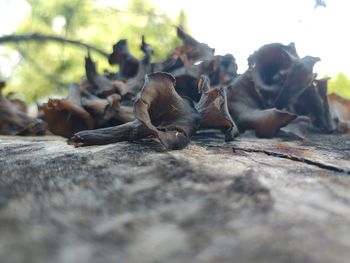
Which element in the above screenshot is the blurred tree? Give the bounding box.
[2,0,187,102]
[328,73,350,98]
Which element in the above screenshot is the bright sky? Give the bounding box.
[0,0,349,77]
[147,0,349,77]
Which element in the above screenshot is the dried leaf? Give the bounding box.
[133,72,200,149]
[227,70,296,138]
[195,75,239,141]
[85,55,123,97]
[70,72,200,150]
[41,84,94,138]
[108,39,139,79]
[0,83,46,135]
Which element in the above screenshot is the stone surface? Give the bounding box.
[1,132,350,263]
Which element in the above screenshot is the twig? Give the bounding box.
[0,33,109,57]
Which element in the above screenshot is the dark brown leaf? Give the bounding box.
[41,84,94,138]
[108,39,139,79]
[227,70,297,138]
[85,55,123,97]
[133,72,200,149]
[172,26,215,64]
[70,72,200,150]
[0,83,46,135]
[195,75,239,141]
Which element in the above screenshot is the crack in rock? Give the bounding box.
[232,146,350,175]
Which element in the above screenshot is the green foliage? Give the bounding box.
[4,0,187,103]
[328,73,350,98]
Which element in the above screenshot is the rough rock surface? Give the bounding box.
[1,132,350,263]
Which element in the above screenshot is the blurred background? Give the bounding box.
[0,0,349,103]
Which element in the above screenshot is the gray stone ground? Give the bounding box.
[1,132,350,263]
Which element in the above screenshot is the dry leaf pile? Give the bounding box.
[1,27,349,150]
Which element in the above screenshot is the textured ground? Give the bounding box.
[1,132,350,263]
